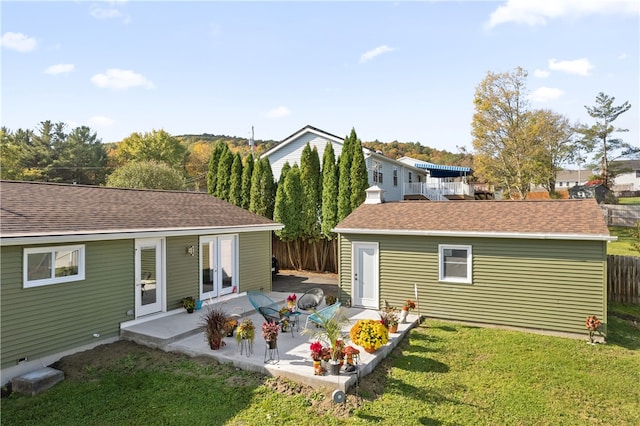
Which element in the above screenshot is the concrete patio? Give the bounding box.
[120,291,419,392]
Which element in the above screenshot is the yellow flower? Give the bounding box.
[350,319,389,351]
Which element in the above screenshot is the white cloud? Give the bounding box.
[486,0,639,29]
[533,69,550,78]
[90,6,122,20]
[529,86,565,102]
[548,58,594,76]
[360,45,394,63]
[1,32,37,52]
[90,69,155,90]
[266,106,291,119]
[88,116,115,127]
[618,53,628,60]
[44,64,75,75]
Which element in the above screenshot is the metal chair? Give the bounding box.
[247,291,294,337]
[297,288,324,311]
[305,301,342,329]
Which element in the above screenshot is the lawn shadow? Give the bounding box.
[393,354,449,373]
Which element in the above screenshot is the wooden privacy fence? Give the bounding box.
[600,204,640,227]
[607,255,640,304]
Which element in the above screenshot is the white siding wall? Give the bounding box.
[614,171,639,191]
[267,134,343,181]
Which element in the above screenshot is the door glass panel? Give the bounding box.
[360,248,376,300]
[220,238,233,290]
[201,242,213,294]
[140,247,156,306]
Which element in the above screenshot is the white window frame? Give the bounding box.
[393,167,398,187]
[373,160,383,184]
[23,245,86,288]
[438,244,472,284]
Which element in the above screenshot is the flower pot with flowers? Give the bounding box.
[286,294,297,311]
[201,305,229,350]
[224,317,239,337]
[379,306,399,333]
[235,318,255,356]
[302,306,350,371]
[310,341,327,375]
[261,321,280,348]
[400,299,416,323]
[350,319,389,353]
[585,315,601,344]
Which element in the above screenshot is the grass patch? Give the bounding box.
[619,197,640,205]
[2,305,639,425]
[608,226,640,256]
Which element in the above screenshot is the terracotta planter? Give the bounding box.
[364,347,377,354]
[388,324,398,333]
[209,337,225,350]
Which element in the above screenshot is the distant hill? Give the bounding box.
[177,133,473,168]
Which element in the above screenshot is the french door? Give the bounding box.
[200,235,237,300]
[135,238,164,317]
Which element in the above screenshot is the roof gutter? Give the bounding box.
[1,224,284,246]
[331,227,617,242]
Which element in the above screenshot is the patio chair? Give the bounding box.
[297,288,324,312]
[305,301,342,329]
[247,291,295,337]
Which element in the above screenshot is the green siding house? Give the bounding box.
[333,191,613,339]
[0,181,282,384]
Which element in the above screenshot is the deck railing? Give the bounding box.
[404,181,474,200]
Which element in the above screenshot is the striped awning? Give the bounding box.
[414,162,472,178]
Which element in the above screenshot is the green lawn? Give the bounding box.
[608,226,640,256]
[3,306,639,425]
[619,197,640,205]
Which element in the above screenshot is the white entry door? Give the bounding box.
[200,235,237,300]
[135,238,164,317]
[352,242,379,308]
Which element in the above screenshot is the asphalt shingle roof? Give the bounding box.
[0,181,279,238]
[334,199,610,237]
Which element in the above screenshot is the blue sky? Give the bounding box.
[2,1,639,163]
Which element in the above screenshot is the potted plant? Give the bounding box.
[325,294,337,306]
[235,318,255,356]
[181,296,196,313]
[261,321,280,348]
[201,306,229,350]
[286,294,297,311]
[400,299,416,323]
[224,317,238,337]
[302,306,349,374]
[350,319,389,353]
[585,315,601,344]
[310,340,326,375]
[380,309,399,333]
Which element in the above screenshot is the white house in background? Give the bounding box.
[260,125,429,202]
[610,160,640,193]
[555,169,592,189]
[396,156,475,200]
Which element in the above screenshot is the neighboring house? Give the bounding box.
[260,125,429,202]
[333,190,612,338]
[0,181,282,383]
[555,169,591,189]
[610,160,640,194]
[397,156,474,200]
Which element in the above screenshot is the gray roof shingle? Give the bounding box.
[1,181,280,239]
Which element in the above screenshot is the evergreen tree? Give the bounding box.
[229,152,243,206]
[321,142,338,238]
[350,137,368,210]
[337,128,357,221]
[249,156,263,215]
[261,158,276,219]
[240,154,254,209]
[300,143,322,242]
[274,165,303,268]
[207,142,229,194]
[278,161,292,187]
[215,147,233,201]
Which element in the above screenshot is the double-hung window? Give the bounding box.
[393,167,398,187]
[373,160,383,184]
[24,245,85,288]
[438,244,472,284]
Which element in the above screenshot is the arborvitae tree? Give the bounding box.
[279,161,292,187]
[229,152,243,206]
[207,142,229,194]
[215,147,233,201]
[337,128,357,222]
[321,142,338,238]
[350,137,368,210]
[261,158,276,219]
[300,143,322,242]
[249,157,263,215]
[249,157,275,218]
[240,154,254,209]
[274,165,303,268]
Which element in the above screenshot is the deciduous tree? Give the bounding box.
[106,160,186,190]
[115,129,186,169]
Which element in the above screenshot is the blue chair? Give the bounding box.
[247,291,295,337]
[305,301,342,329]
